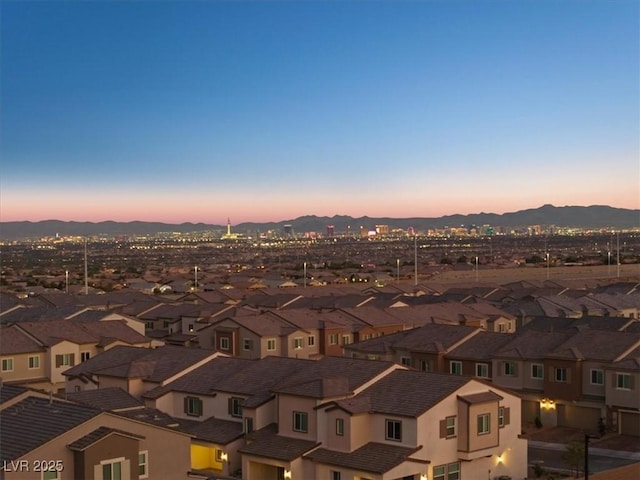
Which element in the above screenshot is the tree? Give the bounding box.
[562,440,585,478]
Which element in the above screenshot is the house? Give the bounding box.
[63,345,220,398]
[0,395,192,480]
[0,319,154,392]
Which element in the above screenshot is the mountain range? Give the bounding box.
[1,205,638,240]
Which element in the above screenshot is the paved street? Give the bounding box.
[529,443,640,477]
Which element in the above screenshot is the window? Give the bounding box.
[219,337,230,351]
[331,471,341,480]
[440,416,456,438]
[476,363,489,378]
[1,358,13,372]
[162,320,170,329]
[145,321,154,330]
[591,369,604,386]
[185,396,203,417]
[400,357,412,367]
[433,462,460,480]
[616,373,632,390]
[503,361,516,376]
[341,335,351,345]
[138,451,148,478]
[293,337,304,349]
[385,419,402,441]
[293,411,308,432]
[243,339,252,351]
[336,418,344,436]
[450,361,462,375]
[42,471,60,480]
[215,449,223,462]
[477,413,490,435]
[55,353,75,368]
[531,363,544,380]
[267,338,276,351]
[229,397,243,417]
[188,323,194,333]
[244,417,254,434]
[81,351,91,362]
[28,355,40,369]
[329,334,338,345]
[420,360,429,372]
[307,335,315,347]
[555,367,567,383]
[101,458,124,480]
[498,323,506,333]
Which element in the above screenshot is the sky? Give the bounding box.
[1,0,638,225]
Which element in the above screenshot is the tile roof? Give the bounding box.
[331,370,470,417]
[0,325,46,354]
[392,323,480,353]
[116,407,188,430]
[305,442,422,474]
[457,390,503,404]
[0,384,29,404]
[494,330,572,360]
[547,330,640,361]
[182,417,244,444]
[63,345,217,382]
[67,426,144,451]
[447,331,513,360]
[0,396,100,461]
[238,425,319,461]
[62,387,143,411]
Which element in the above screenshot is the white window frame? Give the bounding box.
[81,351,91,362]
[293,411,308,433]
[590,369,604,386]
[100,457,125,480]
[341,334,351,345]
[28,355,40,369]
[531,363,544,380]
[400,356,412,367]
[335,418,344,436]
[616,372,631,390]
[445,416,456,438]
[503,361,516,376]
[42,470,60,480]
[243,338,252,351]
[477,413,490,435]
[293,337,304,349]
[555,367,567,383]
[385,419,402,441]
[219,337,230,351]
[450,361,462,375]
[307,335,315,347]
[138,450,148,479]
[498,406,505,427]
[1,358,13,372]
[475,362,489,378]
[266,338,276,351]
[329,334,338,345]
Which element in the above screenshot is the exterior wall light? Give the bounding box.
[220,452,228,462]
[283,469,292,479]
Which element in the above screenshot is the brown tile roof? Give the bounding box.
[62,387,143,411]
[546,330,640,361]
[63,345,217,382]
[447,331,512,360]
[331,370,470,417]
[494,330,572,360]
[182,417,244,444]
[68,426,144,451]
[305,442,422,474]
[238,424,319,461]
[392,323,481,353]
[0,325,46,354]
[457,390,503,404]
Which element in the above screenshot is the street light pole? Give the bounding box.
[584,433,599,480]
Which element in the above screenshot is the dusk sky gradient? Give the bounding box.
[2,1,638,224]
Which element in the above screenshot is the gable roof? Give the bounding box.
[0,396,100,461]
[62,387,143,411]
[68,426,144,451]
[329,370,471,417]
[238,424,319,461]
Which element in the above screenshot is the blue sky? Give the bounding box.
[1,0,638,224]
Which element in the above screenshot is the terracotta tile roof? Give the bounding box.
[62,387,143,411]
[238,425,319,461]
[305,442,422,474]
[68,426,144,451]
[331,370,470,417]
[0,396,100,461]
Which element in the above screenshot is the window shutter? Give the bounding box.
[497,362,502,376]
[70,354,75,366]
[228,398,233,415]
[55,355,61,368]
[549,367,554,382]
[504,407,511,426]
[513,363,519,376]
[196,398,203,416]
[566,368,571,384]
[184,397,189,414]
[630,375,636,390]
[439,419,447,438]
[612,373,618,388]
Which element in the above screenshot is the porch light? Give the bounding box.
[540,398,556,410]
[420,475,428,480]
[220,452,228,462]
[283,469,292,479]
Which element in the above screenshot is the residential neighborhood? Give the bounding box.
[1,271,639,479]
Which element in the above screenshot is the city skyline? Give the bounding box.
[2,1,638,224]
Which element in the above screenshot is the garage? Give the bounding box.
[557,404,601,430]
[619,411,640,437]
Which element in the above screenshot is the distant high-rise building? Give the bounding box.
[326,225,335,237]
[283,224,293,237]
[375,225,389,235]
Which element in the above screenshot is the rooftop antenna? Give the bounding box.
[414,233,418,286]
[616,231,620,278]
[65,270,69,294]
[194,266,199,292]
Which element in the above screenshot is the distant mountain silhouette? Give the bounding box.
[1,205,637,240]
